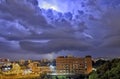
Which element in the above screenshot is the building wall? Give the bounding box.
[28,62,40,73]
[56,56,92,75]
[85,56,92,74]
[28,62,51,74]
[39,66,51,73]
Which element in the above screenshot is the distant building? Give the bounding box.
[39,66,51,73]
[28,61,51,74]
[0,58,9,63]
[1,62,22,75]
[27,60,32,64]
[19,59,25,65]
[28,62,40,73]
[56,55,92,75]
[1,63,12,72]
[12,63,22,75]
[41,59,49,63]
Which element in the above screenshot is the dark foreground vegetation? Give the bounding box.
[89,58,120,79]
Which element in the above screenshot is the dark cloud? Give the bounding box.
[0,0,120,59]
[0,37,21,53]
[19,39,93,54]
[0,0,52,29]
[101,36,120,48]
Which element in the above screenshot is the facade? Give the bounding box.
[28,62,51,74]
[0,58,9,63]
[39,66,51,73]
[19,59,25,65]
[28,62,40,73]
[1,63,22,75]
[56,55,92,75]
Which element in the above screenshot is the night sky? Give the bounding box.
[0,0,120,60]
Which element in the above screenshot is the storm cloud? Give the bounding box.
[0,0,120,59]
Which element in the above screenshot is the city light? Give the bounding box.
[50,65,55,71]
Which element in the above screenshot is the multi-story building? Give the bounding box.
[1,62,22,75]
[56,55,92,75]
[28,61,52,74]
[28,62,40,73]
[39,66,51,73]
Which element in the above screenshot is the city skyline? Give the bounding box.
[0,0,120,59]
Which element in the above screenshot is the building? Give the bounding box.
[1,63,12,72]
[28,61,52,73]
[28,62,40,73]
[19,59,25,65]
[39,66,51,73]
[0,58,9,63]
[56,55,92,75]
[1,62,22,75]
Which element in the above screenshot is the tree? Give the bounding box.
[89,58,120,79]
[89,71,98,79]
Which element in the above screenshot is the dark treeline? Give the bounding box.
[89,58,120,79]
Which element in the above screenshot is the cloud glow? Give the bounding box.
[38,0,60,12]
[37,0,84,13]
